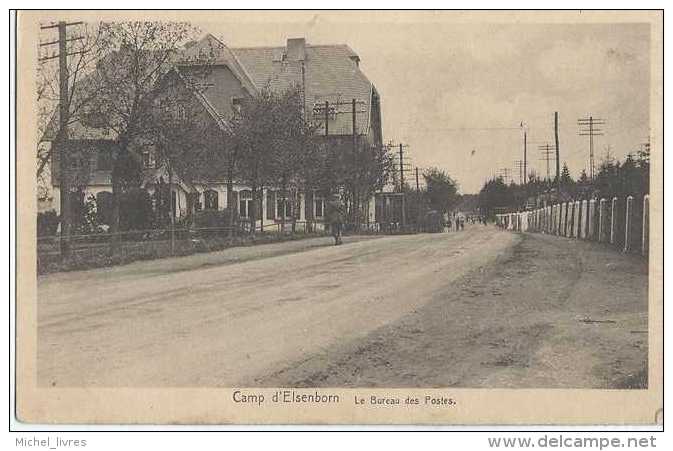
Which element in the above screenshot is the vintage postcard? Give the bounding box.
[14,10,663,425]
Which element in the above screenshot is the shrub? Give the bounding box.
[37,210,59,237]
[120,188,154,231]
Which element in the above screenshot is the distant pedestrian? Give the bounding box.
[325,194,345,245]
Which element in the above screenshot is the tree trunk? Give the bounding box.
[227,166,234,238]
[110,134,132,256]
[110,176,122,256]
[291,190,297,234]
[56,135,72,260]
[168,166,175,255]
[259,184,264,233]
[250,183,257,236]
[280,180,287,234]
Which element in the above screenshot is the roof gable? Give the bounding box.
[230,43,374,135]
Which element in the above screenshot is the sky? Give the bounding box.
[197,12,651,194]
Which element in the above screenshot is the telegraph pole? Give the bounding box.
[399,143,406,228]
[415,166,421,228]
[604,144,613,165]
[351,98,358,227]
[524,130,527,184]
[39,21,84,260]
[514,160,525,185]
[399,143,405,189]
[499,167,512,184]
[554,112,560,192]
[389,141,410,228]
[539,143,555,181]
[520,121,527,185]
[324,100,329,136]
[578,116,605,180]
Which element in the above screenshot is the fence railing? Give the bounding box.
[494,194,650,256]
[36,219,420,274]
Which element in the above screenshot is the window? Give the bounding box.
[142,151,151,169]
[239,190,252,218]
[277,196,292,218]
[314,197,324,218]
[232,98,243,114]
[177,104,187,121]
[266,191,276,220]
[204,189,219,210]
[312,102,336,120]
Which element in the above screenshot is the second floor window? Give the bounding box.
[142,151,151,169]
[232,98,243,114]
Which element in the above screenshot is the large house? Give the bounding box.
[44,35,384,231]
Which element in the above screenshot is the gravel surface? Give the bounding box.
[257,232,648,388]
[38,226,647,388]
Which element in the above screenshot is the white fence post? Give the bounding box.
[624,195,634,253]
[553,204,559,235]
[610,197,618,245]
[588,199,596,240]
[573,200,581,238]
[598,198,607,242]
[580,200,588,239]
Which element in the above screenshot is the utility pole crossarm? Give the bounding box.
[578,115,606,180]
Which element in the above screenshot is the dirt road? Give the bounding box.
[258,232,649,389]
[37,226,647,388]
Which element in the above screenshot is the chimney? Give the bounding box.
[286,38,306,61]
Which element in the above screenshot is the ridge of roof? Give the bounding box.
[230,43,352,50]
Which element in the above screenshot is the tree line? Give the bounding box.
[478,148,650,217]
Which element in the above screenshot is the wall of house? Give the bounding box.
[179,65,250,120]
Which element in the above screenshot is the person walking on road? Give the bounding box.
[325,194,345,245]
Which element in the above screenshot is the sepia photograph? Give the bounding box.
[13,9,663,426]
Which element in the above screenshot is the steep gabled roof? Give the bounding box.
[230,42,374,135]
[180,34,258,95]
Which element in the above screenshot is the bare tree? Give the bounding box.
[150,68,221,252]
[88,21,206,252]
[37,22,106,181]
[228,87,283,234]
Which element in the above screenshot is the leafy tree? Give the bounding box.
[228,87,291,233]
[478,176,515,218]
[560,162,574,187]
[423,167,460,214]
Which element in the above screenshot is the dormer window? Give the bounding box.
[313,102,336,120]
[232,97,243,114]
[142,150,157,169]
[176,105,187,121]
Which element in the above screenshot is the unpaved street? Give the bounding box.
[37,226,647,388]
